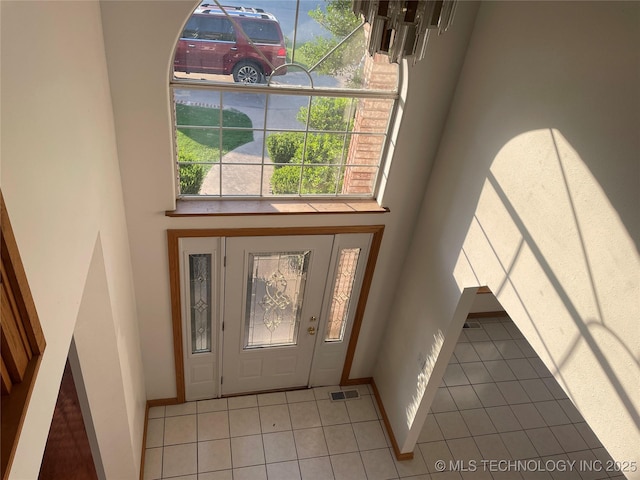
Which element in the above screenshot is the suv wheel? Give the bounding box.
[232,61,263,84]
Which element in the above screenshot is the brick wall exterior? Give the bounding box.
[342,53,398,195]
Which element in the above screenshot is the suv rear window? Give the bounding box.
[240,20,280,44]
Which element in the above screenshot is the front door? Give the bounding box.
[175,230,376,401]
[221,235,333,395]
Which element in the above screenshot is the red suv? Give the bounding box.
[174,4,287,83]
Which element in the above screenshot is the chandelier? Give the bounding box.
[353,0,458,63]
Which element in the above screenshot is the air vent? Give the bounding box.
[463,321,482,329]
[329,389,360,401]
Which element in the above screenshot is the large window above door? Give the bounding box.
[170,0,399,199]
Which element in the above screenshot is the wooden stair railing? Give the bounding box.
[1,191,46,480]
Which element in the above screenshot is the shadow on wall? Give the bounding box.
[454,127,640,435]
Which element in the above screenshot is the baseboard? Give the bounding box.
[345,378,413,461]
[140,397,180,480]
[147,397,180,408]
[340,376,373,386]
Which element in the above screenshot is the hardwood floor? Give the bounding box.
[38,360,98,480]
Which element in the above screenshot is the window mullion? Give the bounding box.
[218,91,223,197]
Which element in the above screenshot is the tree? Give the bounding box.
[308,0,361,38]
[294,0,365,83]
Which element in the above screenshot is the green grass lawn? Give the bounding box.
[176,103,253,163]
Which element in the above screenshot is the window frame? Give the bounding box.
[169,3,402,201]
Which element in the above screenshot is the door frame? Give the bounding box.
[167,225,384,403]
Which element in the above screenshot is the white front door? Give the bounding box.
[222,235,333,395]
[178,232,373,400]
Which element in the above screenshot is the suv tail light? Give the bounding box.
[277,47,286,58]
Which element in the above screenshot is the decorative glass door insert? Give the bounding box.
[189,254,212,353]
[244,251,310,348]
[179,237,221,401]
[325,248,361,342]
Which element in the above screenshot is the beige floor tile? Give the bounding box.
[294,427,328,459]
[263,431,297,463]
[230,434,265,468]
[330,452,366,480]
[260,404,292,433]
[198,411,229,441]
[323,424,358,455]
[197,439,232,472]
[163,443,197,478]
[360,448,398,480]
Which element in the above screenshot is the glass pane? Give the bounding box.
[266,94,311,130]
[189,254,212,354]
[352,98,395,132]
[179,162,216,195]
[177,127,220,163]
[222,92,265,129]
[300,165,342,195]
[221,163,262,196]
[244,251,310,348]
[268,63,313,88]
[341,165,378,196]
[267,164,301,196]
[325,248,361,342]
[173,3,287,85]
[306,97,355,132]
[296,27,367,89]
[175,100,256,164]
[174,88,221,109]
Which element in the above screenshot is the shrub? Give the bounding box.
[303,133,344,164]
[266,132,303,165]
[270,166,301,194]
[271,165,341,195]
[179,153,206,195]
[300,165,340,194]
[297,97,352,131]
[268,97,351,195]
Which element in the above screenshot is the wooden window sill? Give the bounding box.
[166,199,390,217]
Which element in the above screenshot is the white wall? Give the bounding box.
[375,0,640,466]
[470,293,504,314]
[73,238,140,480]
[0,1,146,478]
[98,0,479,400]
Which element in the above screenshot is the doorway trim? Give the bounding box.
[167,225,385,403]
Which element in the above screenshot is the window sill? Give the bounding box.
[166,199,390,217]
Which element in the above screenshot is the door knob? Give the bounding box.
[307,326,316,335]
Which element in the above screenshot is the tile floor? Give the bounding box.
[143,317,624,480]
